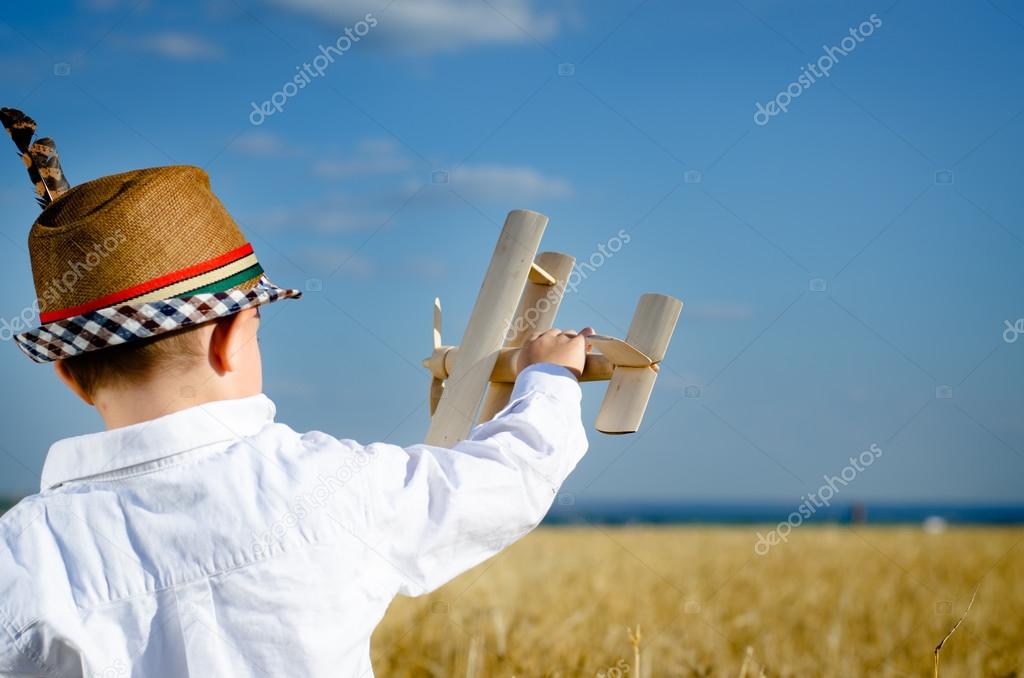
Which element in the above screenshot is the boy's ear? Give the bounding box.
[54,360,95,406]
[208,307,260,375]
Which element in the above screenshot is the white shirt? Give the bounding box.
[0,364,587,677]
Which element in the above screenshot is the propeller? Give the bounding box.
[429,297,444,415]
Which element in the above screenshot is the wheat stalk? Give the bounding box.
[933,584,980,678]
[738,647,754,678]
[628,625,642,678]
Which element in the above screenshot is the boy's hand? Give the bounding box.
[516,327,595,379]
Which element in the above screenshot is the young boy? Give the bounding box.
[0,110,591,677]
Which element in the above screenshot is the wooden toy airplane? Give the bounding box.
[422,209,683,446]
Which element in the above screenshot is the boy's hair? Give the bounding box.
[61,324,208,397]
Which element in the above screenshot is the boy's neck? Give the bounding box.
[93,378,259,430]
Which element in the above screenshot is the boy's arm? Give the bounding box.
[0,640,46,677]
[0,612,47,677]
[360,359,588,596]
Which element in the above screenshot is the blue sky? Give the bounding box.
[0,0,1021,505]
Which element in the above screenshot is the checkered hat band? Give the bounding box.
[14,276,300,363]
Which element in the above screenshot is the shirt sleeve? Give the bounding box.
[0,621,47,677]
[360,363,589,596]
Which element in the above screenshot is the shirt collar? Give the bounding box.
[40,394,277,491]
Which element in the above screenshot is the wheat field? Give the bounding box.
[371,526,1023,677]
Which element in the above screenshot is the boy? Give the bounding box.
[0,109,591,676]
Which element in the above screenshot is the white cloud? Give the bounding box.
[313,138,412,178]
[249,204,387,234]
[404,255,447,280]
[268,0,559,53]
[238,134,571,206]
[244,136,570,233]
[131,32,223,61]
[231,131,298,157]
[300,247,374,278]
[314,138,573,202]
[447,164,572,202]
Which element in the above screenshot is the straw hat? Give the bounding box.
[1,108,300,363]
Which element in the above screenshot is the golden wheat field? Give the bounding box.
[371,526,1023,678]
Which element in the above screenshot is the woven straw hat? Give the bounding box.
[2,110,300,363]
